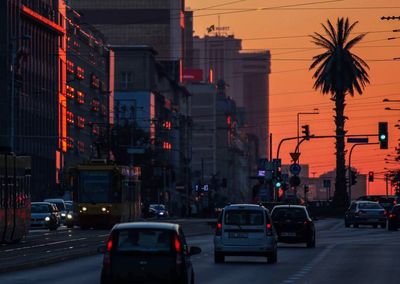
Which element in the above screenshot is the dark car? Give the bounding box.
[388,204,400,230]
[100,222,201,284]
[44,198,68,224]
[30,202,61,230]
[345,201,386,228]
[65,201,77,229]
[271,205,316,248]
[149,204,169,218]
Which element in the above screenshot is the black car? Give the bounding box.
[100,222,201,284]
[345,201,386,228]
[388,204,400,230]
[271,205,316,248]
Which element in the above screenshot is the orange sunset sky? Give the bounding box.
[186,0,400,195]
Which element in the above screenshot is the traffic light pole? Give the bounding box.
[348,142,379,201]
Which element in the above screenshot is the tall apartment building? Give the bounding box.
[0,0,66,199]
[64,8,114,169]
[193,35,271,158]
[69,0,185,62]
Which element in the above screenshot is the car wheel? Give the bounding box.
[214,251,224,263]
[353,223,359,228]
[267,248,277,264]
[306,234,316,248]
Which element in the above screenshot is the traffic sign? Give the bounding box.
[289,175,301,187]
[347,138,369,143]
[290,152,301,163]
[290,164,302,175]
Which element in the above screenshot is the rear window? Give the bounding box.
[31,204,50,213]
[272,208,307,221]
[224,210,264,225]
[358,203,382,209]
[115,229,173,253]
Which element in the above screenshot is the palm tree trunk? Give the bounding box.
[333,92,348,207]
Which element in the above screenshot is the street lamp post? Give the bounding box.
[10,35,31,152]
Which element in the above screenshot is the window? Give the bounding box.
[225,210,264,225]
[66,60,75,74]
[116,229,173,253]
[76,66,85,80]
[90,74,100,89]
[67,137,74,150]
[76,91,85,104]
[91,99,100,112]
[271,208,307,221]
[120,71,132,90]
[77,116,85,129]
[66,111,75,124]
[66,85,75,99]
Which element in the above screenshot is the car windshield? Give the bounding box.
[272,208,307,221]
[116,229,173,253]
[224,210,264,225]
[358,203,382,209]
[31,204,50,213]
[46,201,65,211]
[65,203,73,211]
[150,205,165,211]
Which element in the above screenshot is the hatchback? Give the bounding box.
[271,205,316,248]
[100,222,201,284]
[345,201,386,228]
[213,204,278,264]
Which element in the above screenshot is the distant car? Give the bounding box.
[357,195,396,213]
[99,222,201,284]
[30,202,61,230]
[64,201,77,228]
[388,204,400,231]
[271,205,316,248]
[213,204,278,264]
[149,204,169,218]
[44,198,67,224]
[345,201,386,228]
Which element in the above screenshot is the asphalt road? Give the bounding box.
[0,219,399,284]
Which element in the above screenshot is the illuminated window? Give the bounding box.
[92,124,100,135]
[76,66,85,80]
[91,74,100,89]
[67,137,74,150]
[66,111,75,124]
[91,99,100,112]
[66,85,75,99]
[76,91,85,104]
[163,121,172,130]
[77,116,85,129]
[66,60,75,74]
[163,141,172,150]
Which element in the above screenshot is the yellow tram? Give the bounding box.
[68,160,141,229]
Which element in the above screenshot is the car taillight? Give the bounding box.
[266,223,272,236]
[390,213,395,218]
[103,237,113,269]
[174,235,183,265]
[384,211,387,216]
[106,239,113,251]
[216,222,222,236]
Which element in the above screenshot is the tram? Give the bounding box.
[0,153,31,243]
[68,160,141,229]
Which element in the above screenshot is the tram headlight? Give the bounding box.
[82,207,87,212]
[45,216,50,222]
[101,207,107,212]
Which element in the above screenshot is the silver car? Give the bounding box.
[345,201,386,228]
[214,204,278,264]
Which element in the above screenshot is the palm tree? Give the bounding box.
[309,18,370,207]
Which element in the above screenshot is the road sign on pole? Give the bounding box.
[290,152,301,163]
[289,164,302,176]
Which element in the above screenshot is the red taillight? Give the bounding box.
[266,223,272,230]
[216,223,222,236]
[384,211,387,216]
[174,235,181,253]
[390,213,395,218]
[106,239,113,251]
[266,223,272,236]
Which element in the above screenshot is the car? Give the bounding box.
[357,195,396,213]
[213,204,278,264]
[271,205,316,248]
[30,202,61,230]
[387,204,400,230]
[44,198,68,224]
[64,201,77,228]
[99,222,201,284]
[345,201,386,228]
[149,204,169,218]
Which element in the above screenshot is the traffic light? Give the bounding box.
[274,171,282,188]
[378,122,388,149]
[368,171,374,182]
[301,125,310,140]
[351,170,357,185]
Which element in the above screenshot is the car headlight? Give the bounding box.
[61,213,66,217]
[158,212,165,216]
[82,207,87,212]
[101,207,107,212]
[45,216,50,222]
[67,214,73,219]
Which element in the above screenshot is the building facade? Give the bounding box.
[64,8,114,169]
[0,0,66,199]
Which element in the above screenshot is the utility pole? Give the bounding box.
[386,174,389,198]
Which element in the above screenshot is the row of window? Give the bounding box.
[67,138,85,153]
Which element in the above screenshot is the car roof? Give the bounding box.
[44,198,65,202]
[32,202,53,206]
[272,205,306,209]
[224,204,266,210]
[113,222,179,232]
[354,200,379,204]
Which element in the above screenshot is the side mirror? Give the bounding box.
[189,246,202,256]
[97,245,106,254]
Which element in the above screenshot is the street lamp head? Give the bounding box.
[313,108,319,114]
[383,99,389,102]
[385,107,392,110]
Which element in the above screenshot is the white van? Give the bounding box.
[213,204,278,263]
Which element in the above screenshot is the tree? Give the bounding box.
[309,18,370,207]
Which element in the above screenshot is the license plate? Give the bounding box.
[281,232,296,237]
[229,232,248,238]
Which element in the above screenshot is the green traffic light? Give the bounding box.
[275,182,282,188]
[380,134,386,141]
